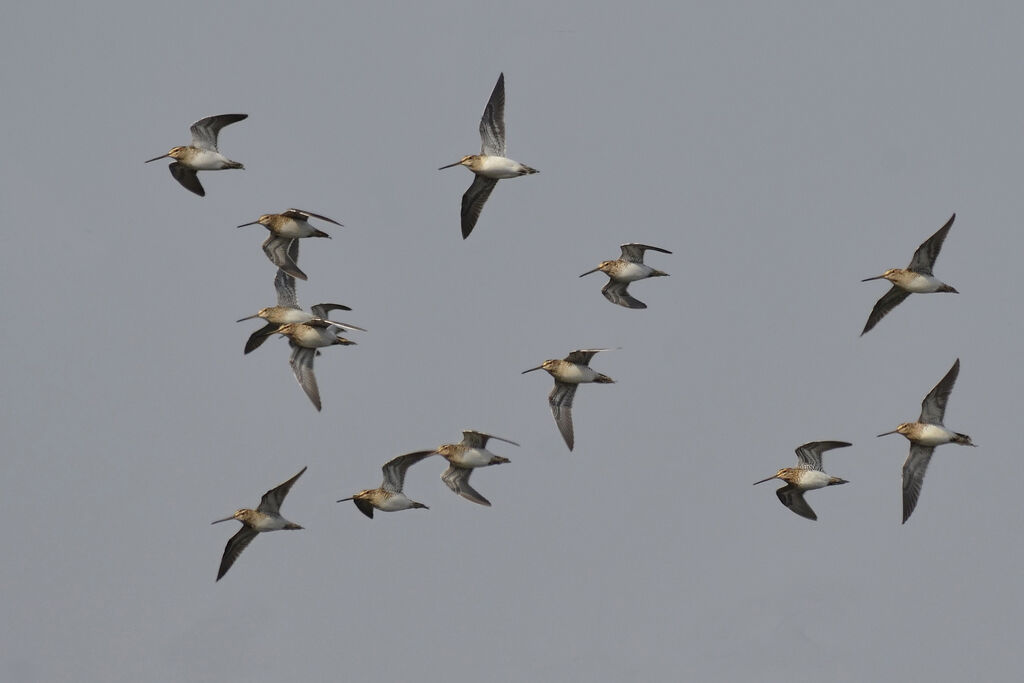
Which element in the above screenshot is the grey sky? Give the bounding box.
[3,2,1024,681]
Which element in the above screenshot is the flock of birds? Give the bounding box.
[145,73,974,581]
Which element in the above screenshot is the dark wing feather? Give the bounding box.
[169,162,205,196]
[919,359,959,424]
[257,466,307,514]
[861,286,911,335]
[908,213,955,275]
[217,526,258,581]
[460,176,498,239]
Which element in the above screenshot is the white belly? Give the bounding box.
[914,424,956,446]
[612,262,655,282]
[290,326,338,348]
[795,470,831,491]
[451,448,493,468]
[377,494,414,511]
[274,218,317,239]
[477,156,529,179]
[187,149,232,170]
[901,273,944,293]
[554,364,600,384]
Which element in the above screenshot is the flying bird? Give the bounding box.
[146,114,247,196]
[878,358,976,523]
[237,209,341,281]
[753,441,851,520]
[522,349,615,451]
[238,267,363,355]
[212,466,306,581]
[580,243,672,309]
[439,73,538,239]
[861,213,958,335]
[338,451,436,518]
[435,430,519,506]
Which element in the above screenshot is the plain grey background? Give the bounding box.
[3,2,1023,681]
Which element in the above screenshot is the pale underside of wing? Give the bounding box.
[258,466,307,514]
[274,268,299,308]
[479,73,506,157]
[461,430,520,449]
[217,526,258,581]
[461,176,498,239]
[908,213,955,275]
[442,466,491,506]
[169,162,205,196]
[381,450,436,493]
[793,441,852,471]
[289,345,321,411]
[861,285,910,335]
[549,381,578,450]
[264,236,307,280]
[601,280,645,309]
[902,444,936,523]
[190,113,247,151]
[776,485,817,521]
[281,208,343,226]
[619,243,672,263]
[919,358,959,425]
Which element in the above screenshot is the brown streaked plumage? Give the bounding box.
[337,451,436,518]
[435,430,519,506]
[877,358,976,523]
[753,441,851,521]
[146,114,247,196]
[522,349,615,451]
[211,466,306,581]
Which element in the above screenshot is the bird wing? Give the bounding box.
[441,466,491,506]
[601,280,645,309]
[794,441,852,471]
[282,209,344,226]
[908,213,955,275]
[460,175,498,239]
[217,526,259,581]
[353,498,375,519]
[479,72,506,157]
[289,346,321,411]
[264,236,307,281]
[861,285,910,335]
[310,303,351,317]
[190,113,247,151]
[619,243,672,262]
[274,268,299,309]
[168,162,205,196]
[549,381,578,451]
[919,358,960,425]
[244,322,280,354]
[461,430,520,449]
[257,466,308,514]
[902,444,936,523]
[381,450,436,493]
[776,485,817,521]
[564,349,609,366]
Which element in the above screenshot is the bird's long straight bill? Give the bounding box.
[752,476,778,485]
[876,430,900,437]
[861,275,886,282]
[438,160,463,170]
[237,221,261,227]
[336,497,353,503]
[211,515,235,524]
[144,153,170,163]
[521,365,544,374]
[579,267,601,277]
[236,314,259,322]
